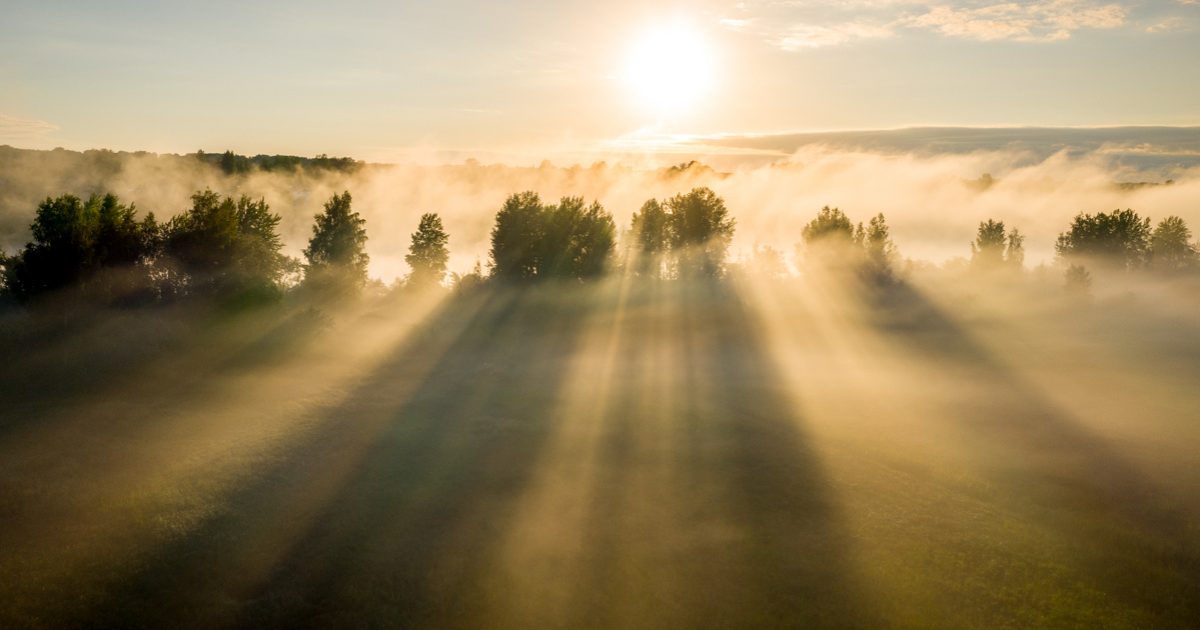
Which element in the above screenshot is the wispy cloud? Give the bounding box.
[775,22,895,49]
[720,0,1165,49]
[903,1,1127,42]
[0,114,59,141]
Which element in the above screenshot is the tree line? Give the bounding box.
[1,185,1197,306]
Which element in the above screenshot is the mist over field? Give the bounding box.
[4,131,1198,280]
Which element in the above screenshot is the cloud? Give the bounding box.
[0,114,59,141]
[775,22,895,49]
[902,1,1127,42]
[1144,16,1188,32]
[722,0,1146,49]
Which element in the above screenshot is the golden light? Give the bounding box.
[621,20,715,119]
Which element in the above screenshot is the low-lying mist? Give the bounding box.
[2,144,1196,281]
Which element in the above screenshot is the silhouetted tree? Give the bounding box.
[1055,209,1150,271]
[861,213,897,281]
[163,191,286,301]
[971,220,1008,268]
[666,187,735,278]
[2,193,159,301]
[1149,216,1198,273]
[490,191,544,280]
[405,213,450,287]
[630,199,670,278]
[304,191,369,292]
[538,196,615,279]
[489,192,615,281]
[1006,228,1025,269]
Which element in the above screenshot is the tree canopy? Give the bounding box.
[405,213,450,287]
[1055,209,1151,271]
[303,191,369,292]
[489,192,615,281]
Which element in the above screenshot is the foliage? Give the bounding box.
[489,192,616,281]
[405,213,450,287]
[1064,264,1093,296]
[665,187,736,278]
[629,199,670,278]
[2,194,159,301]
[1055,209,1151,271]
[801,206,857,246]
[303,191,370,292]
[970,220,1024,270]
[861,213,897,281]
[1149,216,1198,273]
[163,190,287,302]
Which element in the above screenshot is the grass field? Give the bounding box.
[1,275,1198,628]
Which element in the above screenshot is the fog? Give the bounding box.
[2,143,1196,280]
[2,140,1200,627]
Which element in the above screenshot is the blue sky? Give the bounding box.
[1,0,1198,159]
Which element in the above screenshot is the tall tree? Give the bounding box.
[405,213,450,287]
[862,213,897,280]
[666,187,735,278]
[801,206,856,246]
[1006,228,1025,269]
[489,191,544,280]
[304,191,369,291]
[1149,216,1198,273]
[630,199,670,278]
[1055,209,1150,271]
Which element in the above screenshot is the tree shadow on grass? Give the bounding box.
[865,280,1200,623]
[73,284,596,628]
[552,280,879,628]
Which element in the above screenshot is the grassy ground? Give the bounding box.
[0,276,1198,628]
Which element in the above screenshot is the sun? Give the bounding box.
[621,21,715,119]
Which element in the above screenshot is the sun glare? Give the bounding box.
[621,21,715,119]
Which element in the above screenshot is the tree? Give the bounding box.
[538,197,615,279]
[490,191,544,280]
[801,206,856,246]
[405,213,450,287]
[970,219,1008,268]
[164,191,287,301]
[2,193,158,301]
[488,192,615,281]
[1006,228,1025,269]
[861,213,897,281]
[630,199,670,278]
[666,187,735,278]
[304,191,369,291]
[1055,209,1150,271]
[1149,216,1198,273]
[1065,264,1092,297]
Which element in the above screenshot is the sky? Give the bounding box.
[1,0,1198,160]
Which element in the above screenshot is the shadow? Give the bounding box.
[865,280,1200,620]
[542,279,878,628]
[72,284,595,628]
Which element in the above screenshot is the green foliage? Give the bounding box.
[1149,216,1198,273]
[490,191,545,280]
[195,150,361,174]
[1055,209,1151,271]
[405,213,450,287]
[1006,228,1025,268]
[304,191,370,292]
[665,187,736,278]
[163,190,286,301]
[2,194,159,301]
[489,192,616,281]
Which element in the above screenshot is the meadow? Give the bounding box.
[2,268,1198,628]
